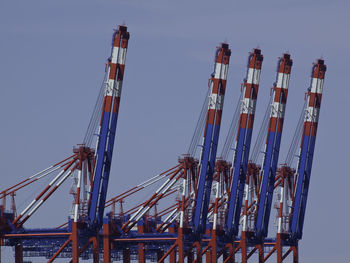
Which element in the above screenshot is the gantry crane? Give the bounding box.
[0,25,130,263]
[0,26,326,263]
[266,59,326,263]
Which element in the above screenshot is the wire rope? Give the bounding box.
[250,93,273,163]
[220,90,243,161]
[285,99,308,166]
[83,71,108,147]
[187,86,210,157]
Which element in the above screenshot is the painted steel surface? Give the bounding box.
[88,26,129,227]
[255,54,293,239]
[193,43,231,235]
[225,49,263,238]
[0,28,327,261]
[290,59,326,240]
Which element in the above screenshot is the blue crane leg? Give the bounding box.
[97,110,119,226]
[290,135,315,239]
[88,111,111,223]
[255,131,282,238]
[194,123,214,232]
[199,123,221,230]
[226,127,253,237]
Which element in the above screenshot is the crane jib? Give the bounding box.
[289,59,325,241]
[87,26,129,228]
[193,43,231,235]
[225,48,263,239]
[290,134,316,238]
[254,54,293,239]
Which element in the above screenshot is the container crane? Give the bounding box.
[0,25,130,263]
[0,25,327,262]
[267,59,326,263]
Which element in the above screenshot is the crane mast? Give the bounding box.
[255,54,293,239]
[225,49,263,238]
[193,43,231,235]
[290,59,326,240]
[88,26,130,228]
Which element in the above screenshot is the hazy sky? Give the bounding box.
[1,0,349,262]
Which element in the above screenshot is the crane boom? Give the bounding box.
[255,54,293,239]
[290,59,326,240]
[225,49,263,238]
[193,43,231,235]
[88,26,130,227]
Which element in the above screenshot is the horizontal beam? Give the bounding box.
[3,233,71,237]
[114,237,177,242]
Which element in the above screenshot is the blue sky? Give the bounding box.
[0,0,349,262]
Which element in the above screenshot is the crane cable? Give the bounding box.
[83,71,108,147]
[285,99,308,167]
[220,90,243,161]
[187,49,225,158]
[250,93,273,163]
[187,85,210,157]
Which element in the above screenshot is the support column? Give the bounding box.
[168,224,176,263]
[178,221,184,263]
[138,220,146,263]
[169,247,176,261]
[205,225,211,263]
[206,249,211,263]
[72,222,79,263]
[194,241,202,263]
[292,244,298,263]
[241,232,247,263]
[211,238,217,263]
[138,243,145,263]
[276,234,283,263]
[178,240,184,263]
[256,243,264,263]
[15,240,23,263]
[178,175,187,263]
[103,221,111,263]
[211,206,219,263]
[92,236,99,263]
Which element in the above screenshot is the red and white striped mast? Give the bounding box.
[88,25,130,227]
